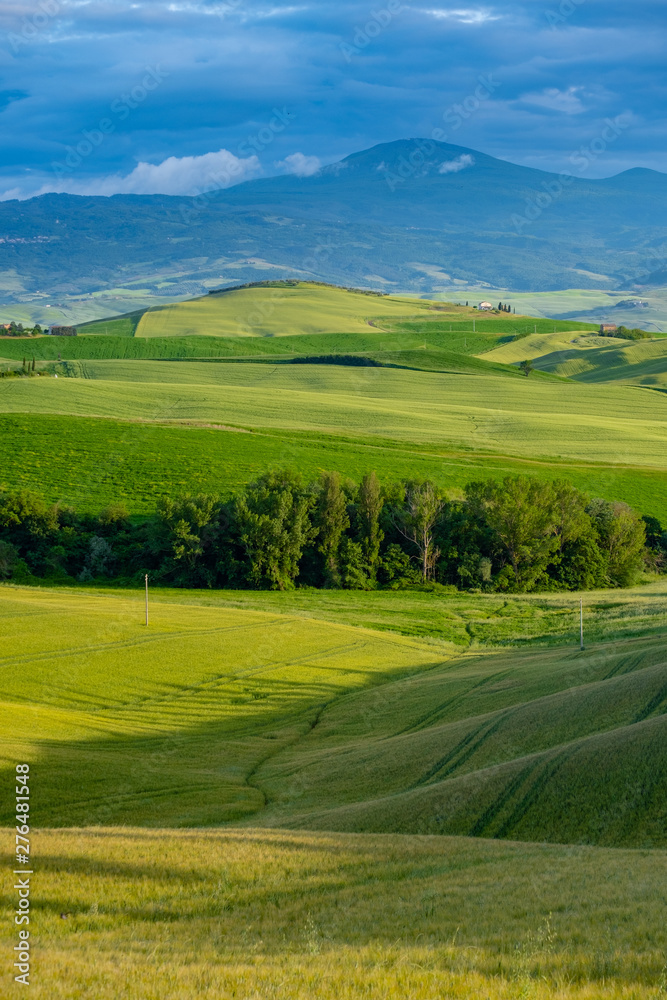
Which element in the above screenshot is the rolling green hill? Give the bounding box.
[2,581,666,998]
[134,283,435,338]
[2,361,666,465]
[1,283,666,520]
[483,329,667,387]
[4,412,667,520]
[1,582,666,842]
[131,283,596,340]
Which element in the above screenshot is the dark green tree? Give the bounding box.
[313,471,349,587]
[155,493,220,586]
[236,471,315,590]
[356,471,384,583]
[0,490,61,575]
[466,477,558,590]
[587,499,646,586]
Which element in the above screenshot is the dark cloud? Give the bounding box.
[0,0,665,197]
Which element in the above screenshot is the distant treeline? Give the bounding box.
[0,322,44,338]
[208,279,388,297]
[1,474,665,593]
[600,326,651,340]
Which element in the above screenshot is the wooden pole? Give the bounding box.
[580,597,584,650]
[145,574,149,627]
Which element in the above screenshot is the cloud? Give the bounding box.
[520,87,586,115]
[420,8,501,24]
[1,149,261,200]
[275,151,321,176]
[1,0,666,188]
[439,153,475,173]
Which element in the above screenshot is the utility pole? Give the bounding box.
[580,597,584,650]
[145,574,149,627]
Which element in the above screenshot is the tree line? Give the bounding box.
[0,322,43,337]
[0,472,664,593]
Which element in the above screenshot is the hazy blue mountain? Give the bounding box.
[1,139,666,317]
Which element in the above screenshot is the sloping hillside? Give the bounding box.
[2,584,665,847]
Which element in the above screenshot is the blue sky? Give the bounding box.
[0,0,665,199]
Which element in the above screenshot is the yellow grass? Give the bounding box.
[135,283,439,338]
[1,827,665,999]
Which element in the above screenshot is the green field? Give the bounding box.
[2,582,666,836]
[3,412,667,520]
[485,330,667,386]
[1,361,666,462]
[3,283,667,997]
[86,281,593,341]
[0,283,666,523]
[1,582,666,997]
[3,828,665,999]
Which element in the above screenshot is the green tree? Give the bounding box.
[236,470,315,590]
[519,359,533,377]
[313,471,349,587]
[356,471,384,583]
[396,480,444,581]
[0,540,18,579]
[0,490,61,575]
[466,476,558,590]
[587,499,646,587]
[155,494,220,586]
[550,481,593,552]
[339,538,368,589]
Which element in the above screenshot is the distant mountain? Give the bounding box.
[1,138,666,320]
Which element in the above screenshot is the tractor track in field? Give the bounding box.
[393,669,514,736]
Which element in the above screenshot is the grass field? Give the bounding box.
[484,332,667,387]
[134,284,439,338]
[129,283,597,339]
[0,284,665,524]
[3,412,667,519]
[4,280,666,1000]
[2,827,665,999]
[1,582,666,839]
[1,362,666,464]
[2,577,666,998]
[1,582,667,998]
[75,309,146,337]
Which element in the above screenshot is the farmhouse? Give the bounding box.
[478,301,493,311]
[599,323,617,334]
[50,325,77,336]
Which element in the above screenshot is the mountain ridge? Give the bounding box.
[1,138,666,323]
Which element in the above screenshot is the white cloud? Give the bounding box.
[520,87,585,115]
[420,8,501,24]
[439,153,475,174]
[0,149,261,200]
[275,151,321,177]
